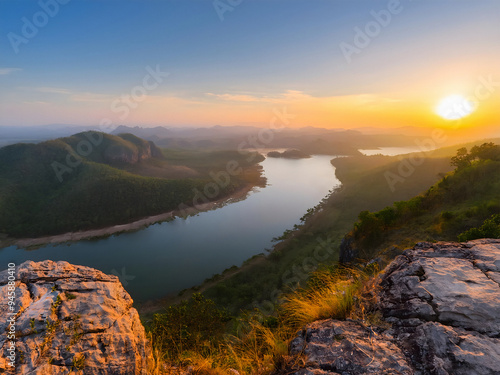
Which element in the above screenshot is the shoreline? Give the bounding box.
[0,178,265,250]
[137,185,344,318]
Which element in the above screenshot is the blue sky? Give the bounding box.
[0,0,499,128]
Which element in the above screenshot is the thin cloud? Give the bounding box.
[205,90,365,104]
[22,101,50,105]
[0,68,22,75]
[204,90,404,112]
[34,87,72,95]
[205,90,308,103]
[70,92,114,103]
[206,93,261,102]
[28,87,112,102]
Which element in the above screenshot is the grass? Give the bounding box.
[71,353,85,371]
[65,292,77,300]
[147,265,379,375]
[281,270,361,328]
[30,318,37,334]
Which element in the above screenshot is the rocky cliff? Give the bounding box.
[289,239,500,375]
[0,260,152,374]
[102,136,163,164]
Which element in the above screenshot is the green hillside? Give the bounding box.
[0,132,264,238]
[152,152,453,316]
[342,142,500,263]
[142,147,459,374]
[142,142,500,374]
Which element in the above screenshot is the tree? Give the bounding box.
[450,147,471,170]
[470,142,500,161]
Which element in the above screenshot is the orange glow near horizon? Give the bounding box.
[2,82,498,137]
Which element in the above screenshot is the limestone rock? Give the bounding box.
[0,260,152,374]
[289,239,500,375]
[378,239,500,374]
[379,239,500,336]
[289,319,413,374]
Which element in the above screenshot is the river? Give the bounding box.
[0,154,340,302]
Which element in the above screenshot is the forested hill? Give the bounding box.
[341,142,500,264]
[0,131,264,239]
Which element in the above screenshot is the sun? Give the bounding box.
[435,95,476,120]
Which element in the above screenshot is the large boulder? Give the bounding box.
[288,239,500,374]
[0,260,152,374]
[378,239,500,374]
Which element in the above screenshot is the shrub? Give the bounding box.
[458,214,500,242]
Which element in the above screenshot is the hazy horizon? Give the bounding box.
[1,0,499,134]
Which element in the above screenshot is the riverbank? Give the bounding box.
[0,155,339,306]
[0,171,266,250]
[165,155,455,316]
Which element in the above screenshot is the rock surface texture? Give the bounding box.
[289,239,500,374]
[0,260,152,374]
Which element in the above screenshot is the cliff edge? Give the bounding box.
[0,260,152,374]
[289,239,500,375]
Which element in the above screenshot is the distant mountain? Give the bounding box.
[0,125,96,147]
[110,125,411,155]
[2,124,429,153]
[111,125,174,139]
[111,124,271,140]
[298,139,363,156]
[354,126,430,136]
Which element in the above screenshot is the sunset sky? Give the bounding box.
[0,0,499,131]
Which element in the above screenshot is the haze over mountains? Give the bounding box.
[4,124,499,154]
[0,124,433,153]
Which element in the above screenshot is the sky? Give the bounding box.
[0,0,499,131]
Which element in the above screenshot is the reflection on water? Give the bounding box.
[0,155,340,302]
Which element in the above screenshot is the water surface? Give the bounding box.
[359,146,434,156]
[0,155,340,302]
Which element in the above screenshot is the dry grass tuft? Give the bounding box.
[147,265,381,375]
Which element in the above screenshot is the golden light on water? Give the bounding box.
[436,95,476,120]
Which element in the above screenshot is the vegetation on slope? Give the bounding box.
[343,142,500,263]
[146,143,500,374]
[145,142,500,374]
[197,153,452,315]
[0,132,264,238]
[143,151,455,374]
[458,214,500,242]
[147,264,379,375]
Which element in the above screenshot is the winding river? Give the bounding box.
[0,155,340,302]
